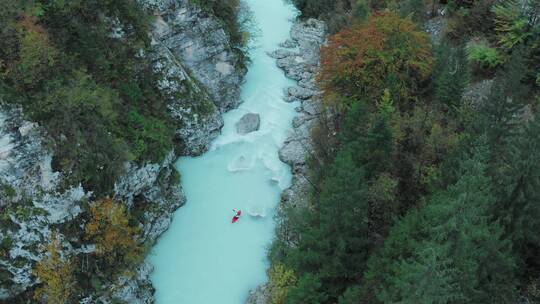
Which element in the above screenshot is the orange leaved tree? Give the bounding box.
[85,198,142,267]
[318,12,432,110]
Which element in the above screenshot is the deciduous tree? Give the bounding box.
[85,198,142,267]
[319,12,432,109]
[33,233,77,304]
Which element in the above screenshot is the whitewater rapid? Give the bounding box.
[148,1,298,303]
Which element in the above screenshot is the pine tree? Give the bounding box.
[338,286,363,304]
[433,41,468,111]
[287,273,328,304]
[353,0,370,22]
[362,90,396,178]
[480,50,535,237]
[285,148,370,302]
[399,0,427,23]
[481,51,528,166]
[364,152,517,303]
[380,244,464,304]
[502,101,540,256]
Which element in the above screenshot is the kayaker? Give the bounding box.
[232,209,241,222]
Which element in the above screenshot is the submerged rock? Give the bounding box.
[236,113,261,134]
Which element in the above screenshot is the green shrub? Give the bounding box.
[1,184,16,198]
[126,110,175,163]
[0,0,179,194]
[466,39,503,69]
[190,0,250,51]
[268,264,297,304]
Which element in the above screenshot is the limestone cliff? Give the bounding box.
[0,0,246,302]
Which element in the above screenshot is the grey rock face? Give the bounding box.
[0,106,91,299]
[425,16,446,44]
[114,151,185,242]
[0,108,59,202]
[462,79,494,107]
[0,106,184,301]
[279,39,298,49]
[246,284,270,304]
[268,49,297,59]
[0,0,246,302]
[147,0,247,154]
[236,113,261,134]
[152,43,223,155]
[149,0,246,113]
[286,86,316,100]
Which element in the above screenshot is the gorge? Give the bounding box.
[0,0,327,302]
[148,1,301,303]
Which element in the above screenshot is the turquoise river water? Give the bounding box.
[149,1,298,303]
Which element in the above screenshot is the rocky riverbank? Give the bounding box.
[246,18,327,304]
[0,0,246,302]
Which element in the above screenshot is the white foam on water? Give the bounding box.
[149,1,298,303]
[247,202,268,218]
[227,155,256,172]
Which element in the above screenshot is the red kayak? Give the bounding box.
[232,210,242,223]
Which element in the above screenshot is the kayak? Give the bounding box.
[231,210,242,223]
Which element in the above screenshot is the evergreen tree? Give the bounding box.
[353,0,370,22]
[481,50,528,168]
[480,50,534,238]
[381,244,464,304]
[433,41,469,111]
[338,286,363,304]
[287,273,328,304]
[399,0,427,23]
[502,101,540,262]
[362,90,396,177]
[285,148,370,301]
[340,99,370,145]
[364,151,517,303]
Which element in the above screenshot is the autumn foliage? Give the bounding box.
[1,14,59,91]
[33,233,77,304]
[85,198,142,266]
[318,12,432,108]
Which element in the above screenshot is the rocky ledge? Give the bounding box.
[274,18,326,211]
[147,0,247,155]
[0,104,184,304]
[246,18,327,304]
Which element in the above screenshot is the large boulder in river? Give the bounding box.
[236,113,261,134]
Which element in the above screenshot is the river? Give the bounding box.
[148,0,298,303]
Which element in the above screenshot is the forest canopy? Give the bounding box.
[270,0,540,303]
